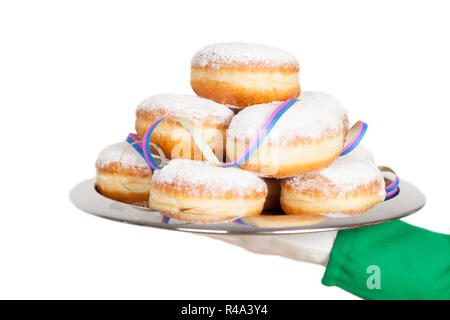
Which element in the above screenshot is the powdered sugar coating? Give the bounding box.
[227,92,348,144]
[96,142,149,169]
[342,145,375,163]
[137,94,234,126]
[191,42,299,70]
[319,158,384,193]
[284,152,385,197]
[152,159,267,197]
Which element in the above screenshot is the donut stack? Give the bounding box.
[95,42,387,226]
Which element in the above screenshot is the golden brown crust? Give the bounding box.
[151,181,267,200]
[135,113,227,161]
[96,162,151,178]
[191,79,300,108]
[280,179,384,215]
[243,156,339,179]
[96,169,151,207]
[96,184,149,207]
[148,185,265,223]
[281,201,380,215]
[240,213,326,228]
[281,174,383,197]
[191,67,300,108]
[226,127,347,178]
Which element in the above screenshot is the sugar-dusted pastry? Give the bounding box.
[135,94,234,161]
[96,142,152,206]
[227,92,349,178]
[281,147,385,215]
[149,159,267,223]
[191,42,300,108]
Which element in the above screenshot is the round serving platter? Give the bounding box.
[70,178,425,235]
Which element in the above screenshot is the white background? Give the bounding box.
[1,0,449,299]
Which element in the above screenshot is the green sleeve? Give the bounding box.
[322,220,450,300]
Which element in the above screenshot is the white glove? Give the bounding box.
[70,180,337,266]
[207,231,337,266]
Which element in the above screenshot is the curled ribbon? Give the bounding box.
[127,129,167,171]
[161,216,170,224]
[126,99,368,171]
[116,140,151,193]
[232,166,400,227]
[115,134,166,193]
[120,98,399,224]
[379,166,400,200]
[232,218,256,228]
[340,121,368,156]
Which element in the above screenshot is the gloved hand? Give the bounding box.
[209,220,450,300]
[208,231,337,266]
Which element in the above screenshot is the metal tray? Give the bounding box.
[70,178,425,235]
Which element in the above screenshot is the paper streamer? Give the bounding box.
[139,99,299,168]
[123,98,399,225]
[379,166,400,200]
[128,99,368,171]
[161,216,170,224]
[232,218,256,227]
[116,140,152,193]
[340,121,368,156]
[222,98,298,167]
[125,133,166,172]
[126,134,145,160]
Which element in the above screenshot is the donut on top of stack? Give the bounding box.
[135,93,234,161]
[226,91,349,178]
[191,42,300,108]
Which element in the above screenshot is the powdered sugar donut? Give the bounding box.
[226,92,349,178]
[135,94,234,161]
[191,42,300,108]
[149,159,267,223]
[96,142,152,206]
[280,147,386,215]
